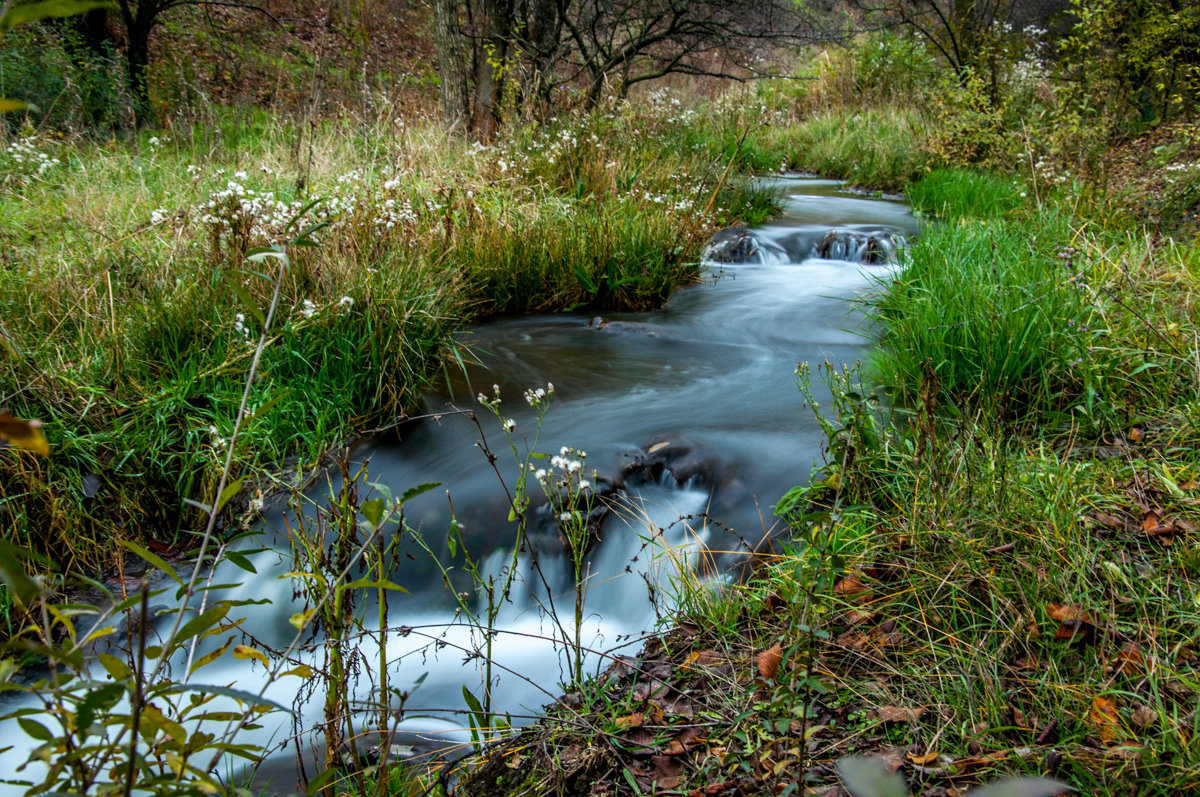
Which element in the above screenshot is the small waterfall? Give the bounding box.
[0,177,918,795]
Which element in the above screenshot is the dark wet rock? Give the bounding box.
[588,316,664,337]
[814,228,905,264]
[703,228,786,264]
[632,434,736,492]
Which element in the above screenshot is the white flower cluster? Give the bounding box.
[1033,157,1070,185]
[374,196,418,231]
[531,446,592,498]
[233,312,254,343]
[1165,162,1200,186]
[199,179,303,241]
[3,137,62,177]
[207,424,228,451]
[523,382,555,407]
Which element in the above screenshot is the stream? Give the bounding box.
[0,177,917,794]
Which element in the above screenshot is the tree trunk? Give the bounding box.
[474,0,512,141]
[126,19,154,122]
[434,0,474,131]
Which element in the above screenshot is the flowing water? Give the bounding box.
[0,177,916,794]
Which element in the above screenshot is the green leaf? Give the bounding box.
[184,498,213,515]
[340,578,409,594]
[174,604,231,647]
[160,683,286,712]
[245,390,290,423]
[96,653,131,681]
[214,478,244,514]
[17,716,54,741]
[246,249,288,265]
[120,540,181,585]
[223,273,266,328]
[1,1,113,31]
[461,685,484,720]
[360,497,385,530]
[305,768,338,796]
[223,550,258,575]
[0,539,43,605]
[286,199,327,233]
[76,682,125,732]
[401,482,441,504]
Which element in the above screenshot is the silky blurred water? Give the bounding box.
[0,177,916,795]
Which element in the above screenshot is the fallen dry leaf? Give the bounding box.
[906,751,941,766]
[1047,603,1098,642]
[648,755,683,789]
[835,574,872,604]
[870,705,927,724]
[1112,642,1145,675]
[613,713,644,731]
[1141,509,1163,533]
[663,727,707,756]
[844,607,877,625]
[681,649,723,671]
[1130,704,1157,729]
[1089,695,1122,746]
[757,644,783,679]
[949,751,1008,774]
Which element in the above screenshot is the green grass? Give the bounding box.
[449,162,1200,797]
[0,100,775,571]
[906,168,1023,220]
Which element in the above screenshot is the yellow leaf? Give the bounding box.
[232,644,270,668]
[0,412,49,456]
[1090,695,1121,745]
[289,608,316,630]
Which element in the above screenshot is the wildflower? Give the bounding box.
[300,300,316,318]
[503,418,516,432]
[150,208,170,225]
[248,496,265,514]
[338,296,354,308]
[148,136,161,148]
[559,511,574,522]
[233,313,252,339]
[578,480,591,491]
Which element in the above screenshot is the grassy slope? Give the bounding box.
[450,141,1200,796]
[0,100,775,578]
